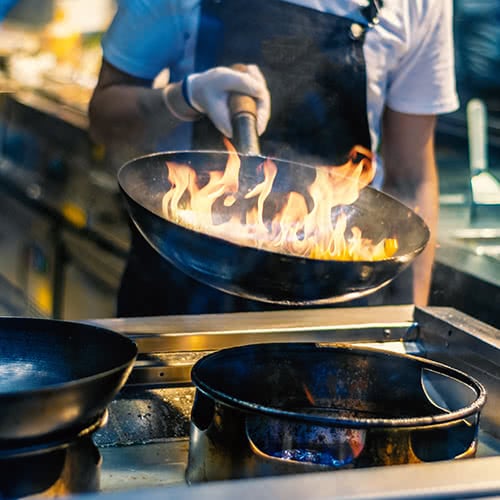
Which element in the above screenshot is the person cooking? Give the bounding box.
[89,0,459,317]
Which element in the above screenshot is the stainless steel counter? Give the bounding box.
[83,455,500,500]
[430,196,500,328]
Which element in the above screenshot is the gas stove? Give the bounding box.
[48,306,500,498]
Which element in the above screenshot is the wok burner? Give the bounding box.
[186,343,485,482]
[89,305,500,498]
[0,412,107,499]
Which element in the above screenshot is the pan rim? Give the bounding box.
[0,317,137,399]
[191,342,487,429]
[119,148,321,172]
[118,150,430,265]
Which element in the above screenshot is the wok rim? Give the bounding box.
[191,343,487,429]
[118,150,431,265]
[0,317,138,399]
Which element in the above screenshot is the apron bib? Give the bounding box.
[194,0,373,165]
[118,0,380,316]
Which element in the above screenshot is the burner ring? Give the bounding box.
[0,410,108,459]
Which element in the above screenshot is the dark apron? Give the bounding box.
[117,0,379,317]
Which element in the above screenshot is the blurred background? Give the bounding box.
[0,0,498,324]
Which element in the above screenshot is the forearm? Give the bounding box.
[88,85,184,152]
[88,61,271,154]
[383,159,439,306]
[381,108,439,306]
[409,162,439,307]
[88,60,202,153]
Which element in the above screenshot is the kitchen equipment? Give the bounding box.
[0,91,129,320]
[75,304,500,499]
[117,151,429,305]
[186,342,486,482]
[0,412,106,499]
[466,98,500,220]
[0,317,137,441]
[117,85,429,305]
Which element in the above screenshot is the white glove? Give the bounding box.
[185,65,271,138]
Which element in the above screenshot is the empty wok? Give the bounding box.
[0,317,137,442]
[117,149,430,305]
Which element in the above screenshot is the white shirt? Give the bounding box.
[102,0,459,179]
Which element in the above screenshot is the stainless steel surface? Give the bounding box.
[93,305,417,351]
[92,454,500,500]
[437,207,500,286]
[97,435,500,498]
[92,306,416,385]
[447,227,500,260]
[432,235,500,329]
[77,305,500,499]
[467,99,500,216]
[93,428,500,497]
[96,429,499,493]
[413,307,500,436]
[434,113,500,330]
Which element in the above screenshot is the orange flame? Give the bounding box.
[303,383,316,406]
[162,139,398,261]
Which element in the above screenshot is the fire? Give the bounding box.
[303,383,316,406]
[161,139,398,261]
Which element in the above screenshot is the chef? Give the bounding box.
[89,0,458,317]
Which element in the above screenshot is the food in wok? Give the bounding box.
[118,140,429,304]
[161,139,398,262]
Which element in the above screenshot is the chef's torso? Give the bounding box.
[102,0,458,187]
[102,0,458,315]
[192,0,375,167]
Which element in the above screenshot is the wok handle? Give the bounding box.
[229,64,261,155]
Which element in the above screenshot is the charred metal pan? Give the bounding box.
[186,343,487,482]
[0,317,137,442]
[118,148,429,305]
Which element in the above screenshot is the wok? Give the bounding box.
[118,149,429,305]
[0,317,137,442]
[118,89,429,304]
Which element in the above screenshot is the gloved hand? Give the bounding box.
[185,64,271,138]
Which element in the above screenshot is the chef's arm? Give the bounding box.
[88,60,270,151]
[88,60,185,151]
[381,107,439,306]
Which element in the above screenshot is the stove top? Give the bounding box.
[77,305,500,499]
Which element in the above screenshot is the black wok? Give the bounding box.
[119,84,429,304]
[0,317,137,441]
[118,149,430,305]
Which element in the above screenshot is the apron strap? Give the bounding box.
[360,0,383,26]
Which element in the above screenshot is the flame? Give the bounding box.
[161,139,398,261]
[303,383,316,406]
